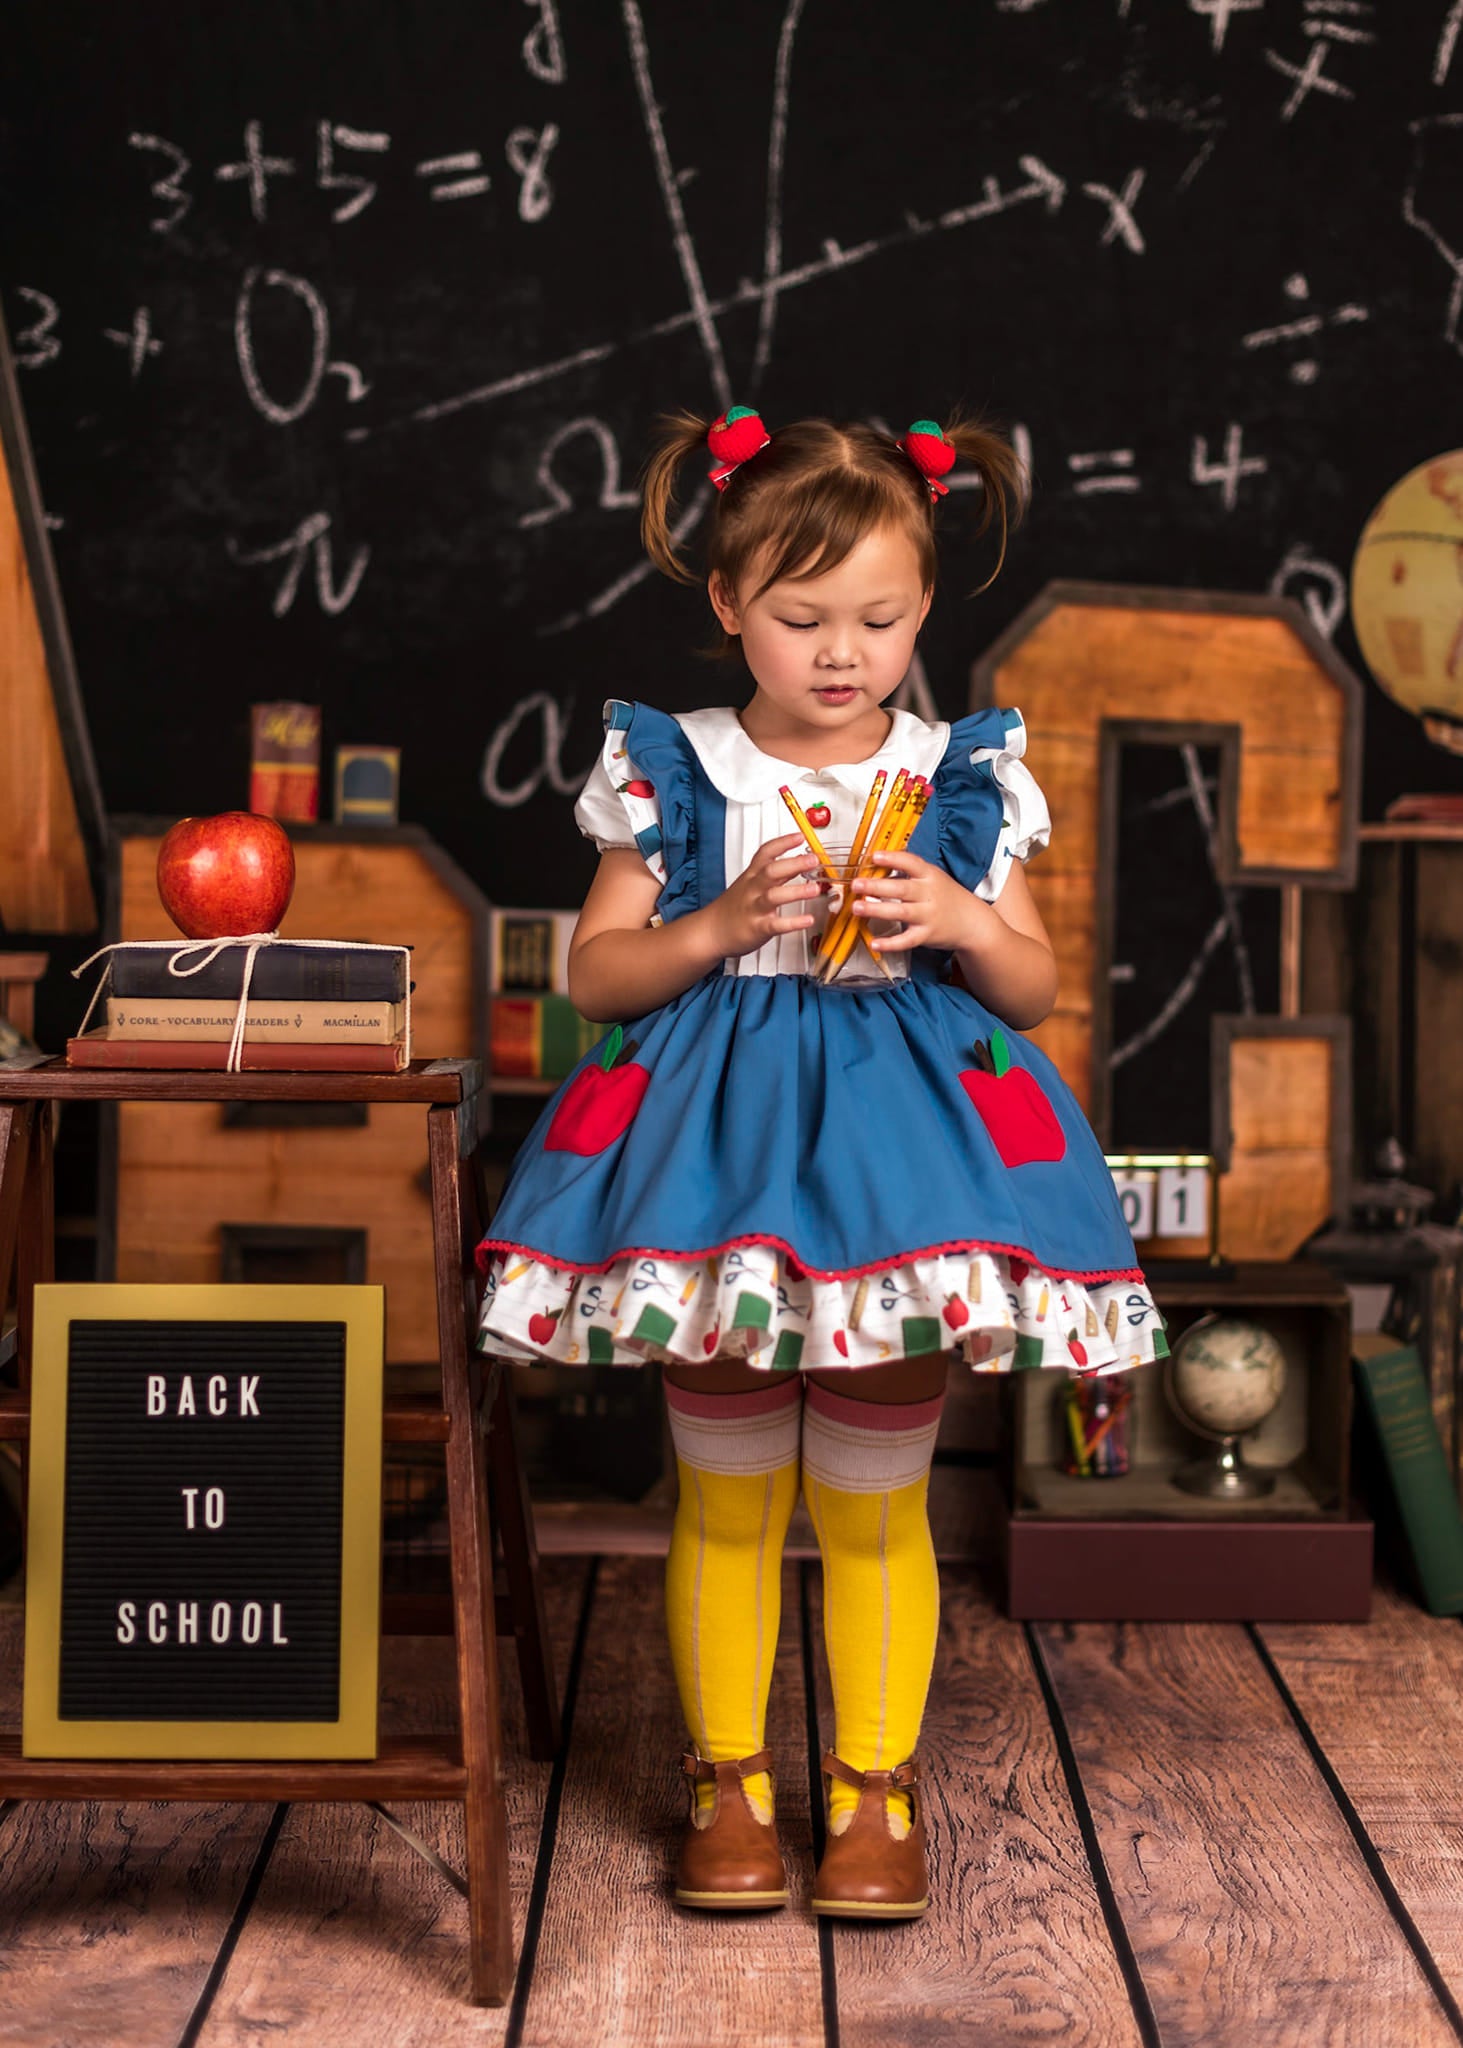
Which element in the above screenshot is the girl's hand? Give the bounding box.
[850,847,988,955]
[709,832,823,958]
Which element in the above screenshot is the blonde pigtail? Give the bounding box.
[640,410,713,585]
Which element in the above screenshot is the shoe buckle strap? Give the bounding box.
[821,1750,921,1792]
[680,1747,774,1784]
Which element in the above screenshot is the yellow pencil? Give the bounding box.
[818,770,909,978]
[778,784,841,884]
[821,773,927,980]
[815,769,886,962]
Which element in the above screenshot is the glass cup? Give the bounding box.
[780,841,906,980]
[1059,1370,1135,1478]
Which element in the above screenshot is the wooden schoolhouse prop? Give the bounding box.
[0,1058,560,2005]
[976,583,1373,1620]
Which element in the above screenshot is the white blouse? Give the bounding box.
[573,701,1050,981]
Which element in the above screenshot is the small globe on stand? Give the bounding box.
[1165,1315,1287,1500]
[1350,450,1463,784]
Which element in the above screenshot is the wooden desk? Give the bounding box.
[0,1057,558,2006]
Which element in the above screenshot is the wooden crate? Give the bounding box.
[1001,1260,1372,1620]
[101,822,489,1362]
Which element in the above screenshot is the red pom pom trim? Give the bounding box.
[707,406,771,491]
[897,421,957,499]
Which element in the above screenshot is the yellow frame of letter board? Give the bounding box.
[23,1283,384,1759]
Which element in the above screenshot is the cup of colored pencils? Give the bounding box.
[1060,1372,1134,1478]
[778,770,930,983]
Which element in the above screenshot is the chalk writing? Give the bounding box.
[103,306,162,380]
[128,132,192,234]
[13,286,61,368]
[1189,0,1263,55]
[506,122,559,221]
[1070,450,1140,495]
[1270,543,1346,639]
[522,0,567,83]
[1190,424,1267,510]
[481,692,595,808]
[520,417,640,528]
[1241,271,1367,383]
[228,511,370,617]
[317,121,389,223]
[234,267,369,424]
[415,151,491,202]
[214,120,297,223]
[1082,168,1146,253]
[1403,113,1463,353]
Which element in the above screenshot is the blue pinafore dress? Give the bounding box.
[476,699,1165,1378]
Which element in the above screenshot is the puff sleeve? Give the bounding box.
[970,710,1051,903]
[572,698,668,884]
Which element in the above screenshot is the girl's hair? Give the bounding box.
[640,412,1027,636]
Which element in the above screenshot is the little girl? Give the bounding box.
[476,406,1164,1921]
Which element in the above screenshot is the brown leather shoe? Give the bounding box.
[810,1752,929,1919]
[674,1748,789,1911]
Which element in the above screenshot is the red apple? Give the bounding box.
[942,1294,969,1331]
[960,1028,1066,1170]
[833,1330,849,1357]
[702,1324,721,1355]
[528,1309,561,1345]
[544,1024,650,1155]
[806,804,831,829]
[1066,1329,1088,1367]
[156,812,295,939]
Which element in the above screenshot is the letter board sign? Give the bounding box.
[23,1284,383,1759]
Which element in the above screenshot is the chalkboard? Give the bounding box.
[24,1284,383,1758]
[2,0,1459,931]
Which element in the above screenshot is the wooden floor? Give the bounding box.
[4,1549,1463,2048]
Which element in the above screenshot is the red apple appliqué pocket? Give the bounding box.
[544,1025,650,1156]
[960,1027,1067,1169]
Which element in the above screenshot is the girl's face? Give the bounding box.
[709,523,932,744]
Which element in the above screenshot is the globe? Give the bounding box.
[1166,1315,1287,1499]
[1350,449,1463,754]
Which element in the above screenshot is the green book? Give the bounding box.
[1353,1342,1463,1615]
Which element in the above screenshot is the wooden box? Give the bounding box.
[1301,826,1463,1215]
[101,821,489,1362]
[1001,1260,1373,1619]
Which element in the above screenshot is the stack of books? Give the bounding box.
[489,908,600,1080]
[67,939,413,1072]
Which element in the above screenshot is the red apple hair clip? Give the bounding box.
[707,406,771,490]
[897,419,958,499]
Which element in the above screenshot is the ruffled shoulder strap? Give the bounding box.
[604,698,706,923]
[905,705,1049,899]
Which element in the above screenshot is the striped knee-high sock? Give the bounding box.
[802,1380,944,1836]
[664,1377,803,1821]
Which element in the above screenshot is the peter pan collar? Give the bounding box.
[673,704,949,803]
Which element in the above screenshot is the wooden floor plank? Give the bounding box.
[807,1563,1143,2048]
[0,1610,273,2048]
[1258,1572,1463,2015]
[1035,1611,1460,2048]
[516,1553,824,2048]
[193,1557,590,2044]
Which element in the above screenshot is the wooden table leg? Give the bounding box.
[0,1102,35,1327]
[13,1103,52,1533]
[487,1371,561,1762]
[461,1141,560,1763]
[429,1103,514,2007]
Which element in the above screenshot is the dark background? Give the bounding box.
[2,0,1461,1153]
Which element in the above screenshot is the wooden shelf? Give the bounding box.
[0,1057,480,1105]
[0,1730,467,1800]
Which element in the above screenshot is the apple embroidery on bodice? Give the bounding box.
[961,1027,1067,1169]
[544,1024,650,1156]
